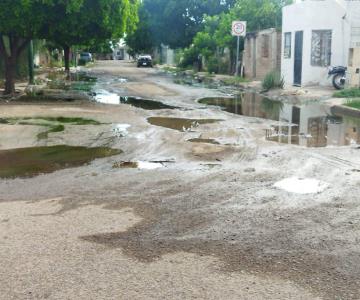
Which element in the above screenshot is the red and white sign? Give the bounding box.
[232,21,247,37]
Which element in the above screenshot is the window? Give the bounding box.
[284,32,291,59]
[311,30,332,67]
[261,35,269,58]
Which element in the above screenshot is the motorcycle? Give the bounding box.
[328,66,347,90]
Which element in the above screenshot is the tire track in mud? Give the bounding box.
[310,152,360,169]
[69,169,360,300]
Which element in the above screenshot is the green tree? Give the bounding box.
[0,0,138,95]
[40,0,139,74]
[125,4,155,57]
[143,0,235,49]
[0,0,81,94]
[181,0,291,73]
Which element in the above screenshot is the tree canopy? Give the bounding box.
[179,0,291,72]
[0,0,139,94]
[142,0,236,49]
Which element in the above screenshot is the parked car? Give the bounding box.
[137,55,153,67]
[79,52,92,63]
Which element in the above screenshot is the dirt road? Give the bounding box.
[0,60,360,299]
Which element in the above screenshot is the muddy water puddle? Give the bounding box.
[94,91,178,110]
[147,117,222,132]
[0,145,122,179]
[199,93,360,147]
[119,96,178,110]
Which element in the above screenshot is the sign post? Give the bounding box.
[232,21,246,76]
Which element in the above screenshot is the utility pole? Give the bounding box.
[28,40,34,85]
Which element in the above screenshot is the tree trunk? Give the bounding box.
[4,57,17,95]
[0,35,30,95]
[64,45,70,78]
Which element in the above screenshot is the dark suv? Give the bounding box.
[137,55,153,67]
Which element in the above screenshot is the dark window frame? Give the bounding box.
[311,30,332,67]
[284,32,292,59]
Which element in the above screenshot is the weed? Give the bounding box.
[262,71,284,91]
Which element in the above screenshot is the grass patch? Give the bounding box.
[37,124,65,140]
[345,98,360,110]
[0,116,102,140]
[33,117,101,125]
[221,76,249,86]
[334,88,360,98]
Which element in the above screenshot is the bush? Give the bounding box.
[334,88,360,98]
[78,58,87,66]
[178,46,199,69]
[262,71,284,91]
[207,56,219,74]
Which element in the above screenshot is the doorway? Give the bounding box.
[294,31,303,86]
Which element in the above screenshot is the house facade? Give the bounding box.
[243,28,282,80]
[281,0,360,87]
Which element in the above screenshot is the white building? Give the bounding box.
[281,0,360,87]
[113,40,129,60]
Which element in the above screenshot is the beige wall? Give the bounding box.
[348,47,360,87]
[243,28,281,80]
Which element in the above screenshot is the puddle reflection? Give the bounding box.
[199,93,360,148]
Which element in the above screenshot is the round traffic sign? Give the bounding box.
[232,21,246,36]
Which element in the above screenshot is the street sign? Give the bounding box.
[232,21,246,37]
[232,21,246,76]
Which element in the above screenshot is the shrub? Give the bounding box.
[78,58,87,66]
[207,56,219,74]
[178,46,199,68]
[262,71,284,91]
[334,88,360,98]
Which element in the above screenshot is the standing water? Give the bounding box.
[199,93,360,148]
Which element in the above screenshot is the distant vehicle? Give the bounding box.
[80,52,92,63]
[328,66,347,90]
[137,55,153,68]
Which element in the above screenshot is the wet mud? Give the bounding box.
[76,172,359,300]
[119,96,178,110]
[0,145,122,178]
[147,117,222,132]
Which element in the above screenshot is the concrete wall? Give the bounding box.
[243,28,281,80]
[281,0,356,87]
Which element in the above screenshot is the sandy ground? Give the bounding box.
[0,60,360,300]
